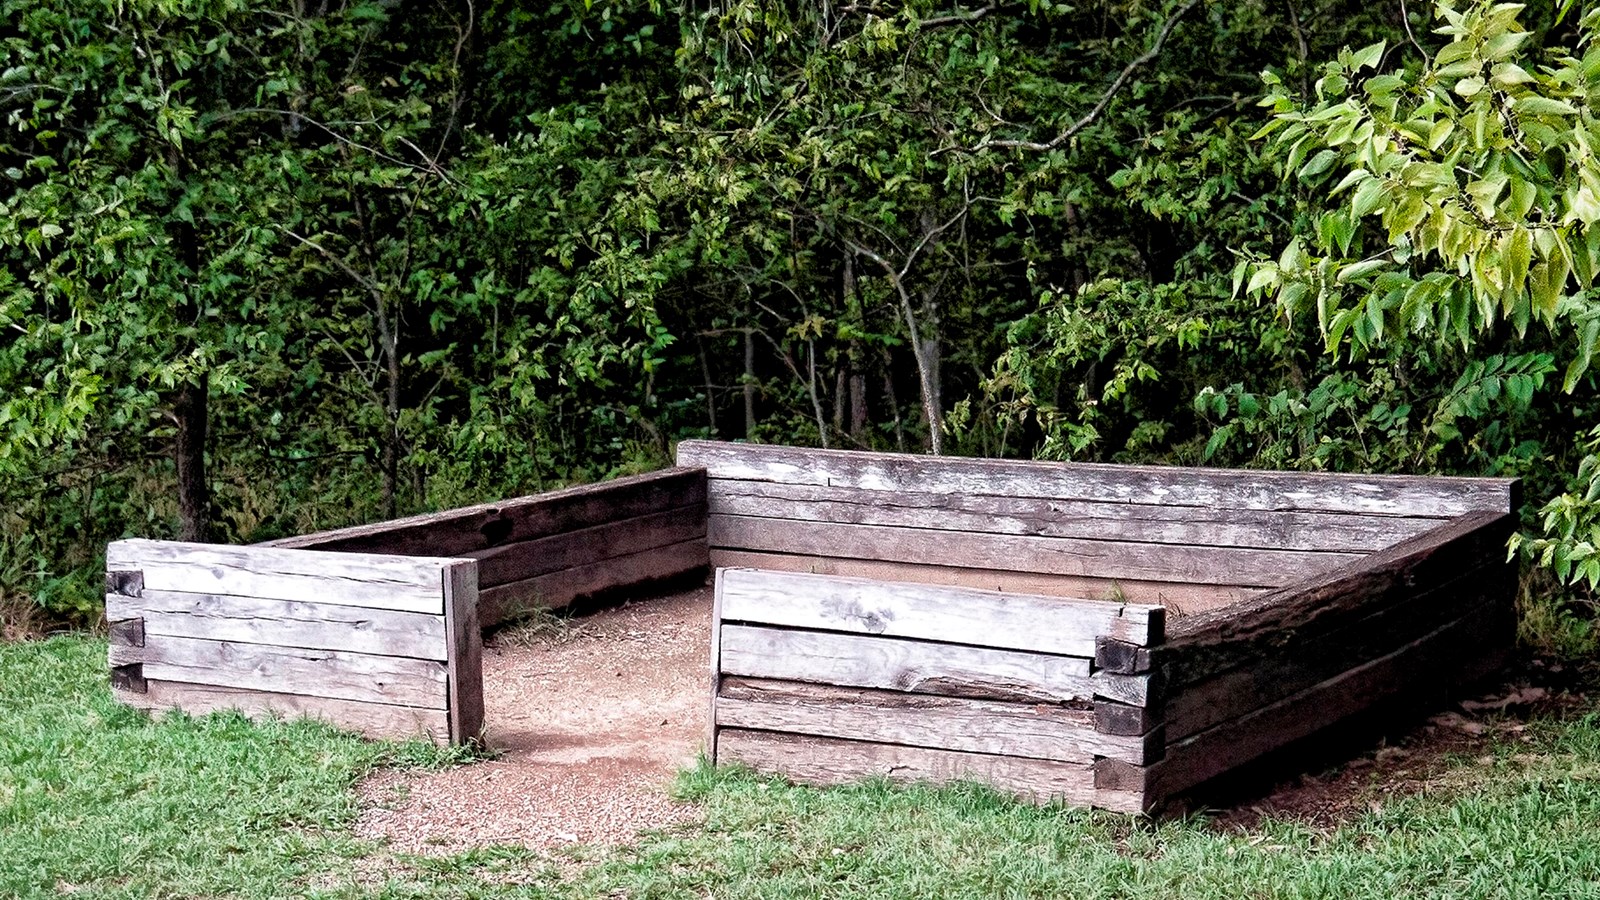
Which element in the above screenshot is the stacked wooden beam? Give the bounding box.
[688,440,1520,811]
[105,540,482,745]
[260,468,711,628]
[709,568,1164,812]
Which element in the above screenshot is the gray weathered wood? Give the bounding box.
[115,679,451,743]
[710,514,1345,588]
[105,590,447,660]
[106,540,457,614]
[715,676,1155,765]
[260,468,707,557]
[678,440,1516,517]
[476,537,710,627]
[1162,562,1512,741]
[708,568,726,760]
[709,549,1262,613]
[443,560,484,745]
[708,479,1442,552]
[719,624,1097,703]
[717,568,1158,659]
[1136,511,1516,683]
[110,635,448,708]
[468,503,706,587]
[714,728,1144,812]
[1149,595,1514,799]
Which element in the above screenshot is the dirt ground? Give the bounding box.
[353,583,1587,853]
[355,584,712,854]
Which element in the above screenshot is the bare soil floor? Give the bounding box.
[353,581,1583,854]
[355,584,712,854]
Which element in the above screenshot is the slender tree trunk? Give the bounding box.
[174,374,210,543]
[743,328,757,438]
[849,371,868,440]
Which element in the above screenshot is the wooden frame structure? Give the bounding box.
[683,440,1519,812]
[105,440,1517,806]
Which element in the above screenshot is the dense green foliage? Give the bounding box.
[3,636,1600,897]
[0,0,1595,647]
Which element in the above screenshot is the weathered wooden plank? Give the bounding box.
[1148,595,1514,799]
[1138,511,1516,682]
[477,537,710,627]
[108,616,145,648]
[106,540,455,615]
[716,568,1158,658]
[261,468,707,556]
[709,479,1442,552]
[443,560,484,746]
[105,591,447,660]
[718,624,1097,703]
[708,569,727,760]
[710,550,1261,614]
[468,503,706,587]
[714,729,1144,812]
[715,677,1156,765]
[1162,562,1513,741]
[115,679,451,744]
[678,440,1517,517]
[110,635,448,708]
[710,514,1343,588]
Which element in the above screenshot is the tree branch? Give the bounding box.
[972,0,1202,152]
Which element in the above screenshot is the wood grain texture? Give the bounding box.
[443,560,484,745]
[106,539,457,614]
[715,676,1155,765]
[708,479,1441,552]
[710,513,1343,588]
[1162,562,1513,741]
[110,635,448,708]
[468,503,706,587]
[708,569,726,760]
[1149,595,1514,799]
[718,624,1097,703]
[476,537,709,627]
[259,468,707,556]
[114,679,450,743]
[714,729,1145,812]
[708,550,1263,614]
[1143,512,1516,683]
[106,590,447,660]
[678,440,1517,517]
[716,567,1158,658]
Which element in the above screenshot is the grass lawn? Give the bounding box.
[3,635,1600,899]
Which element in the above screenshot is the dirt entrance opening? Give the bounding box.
[356,585,712,854]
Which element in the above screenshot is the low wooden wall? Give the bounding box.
[693,440,1520,811]
[677,440,1506,615]
[260,468,711,628]
[105,539,482,745]
[709,567,1164,812]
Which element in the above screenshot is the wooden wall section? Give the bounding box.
[678,440,1517,614]
[105,539,483,746]
[709,568,1164,812]
[259,468,711,628]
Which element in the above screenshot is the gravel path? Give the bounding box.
[355,586,711,854]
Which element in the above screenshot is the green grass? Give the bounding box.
[4,636,1600,899]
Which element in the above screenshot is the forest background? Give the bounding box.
[4,0,1596,655]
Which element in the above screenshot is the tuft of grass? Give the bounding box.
[4,636,1600,899]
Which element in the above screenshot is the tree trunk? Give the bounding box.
[174,374,210,543]
[743,328,758,438]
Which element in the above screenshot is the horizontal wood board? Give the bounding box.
[708,478,1443,553]
[715,676,1154,765]
[709,550,1261,613]
[106,590,448,660]
[107,540,456,614]
[678,440,1516,518]
[715,729,1144,812]
[717,567,1160,658]
[114,679,450,742]
[258,468,707,557]
[710,513,1349,587]
[477,537,709,627]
